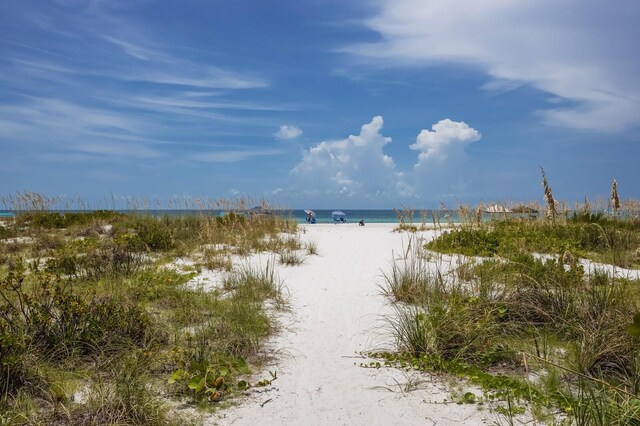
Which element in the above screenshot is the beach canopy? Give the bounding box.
[484,204,511,213]
[331,210,347,222]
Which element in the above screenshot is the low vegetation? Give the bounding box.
[379,176,640,424]
[427,212,640,268]
[380,232,640,423]
[0,202,297,424]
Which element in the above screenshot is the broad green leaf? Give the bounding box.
[628,323,640,337]
[237,380,248,390]
[219,367,229,377]
[168,369,184,384]
[188,376,205,392]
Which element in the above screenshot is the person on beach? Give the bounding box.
[359,218,365,226]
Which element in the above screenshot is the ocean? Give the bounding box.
[289,209,459,224]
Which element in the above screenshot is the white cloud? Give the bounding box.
[410,119,481,166]
[274,125,303,140]
[290,116,413,198]
[348,0,640,132]
[0,98,164,159]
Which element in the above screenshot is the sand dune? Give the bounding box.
[208,224,495,425]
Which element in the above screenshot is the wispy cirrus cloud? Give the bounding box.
[347,0,640,132]
[0,98,163,159]
[0,1,281,165]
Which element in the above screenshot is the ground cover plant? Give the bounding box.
[0,197,297,424]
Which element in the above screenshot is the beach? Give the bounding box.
[208,223,493,425]
[3,209,639,424]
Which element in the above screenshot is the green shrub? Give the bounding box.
[132,218,174,251]
[46,242,145,279]
[0,317,33,397]
[0,269,151,397]
[428,219,640,267]
[16,211,122,229]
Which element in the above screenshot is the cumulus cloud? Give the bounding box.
[410,119,481,166]
[348,0,640,132]
[274,124,303,140]
[290,116,413,198]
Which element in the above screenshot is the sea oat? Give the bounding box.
[611,178,620,215]
[540,167,557,221]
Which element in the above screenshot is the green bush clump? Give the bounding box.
[16,211,122,229]
[428,219,640,267]
[0,224,15,239]
[0,268,151,397]
[45,241,145,279]
[130,218,175,251]
[428,228,500,257]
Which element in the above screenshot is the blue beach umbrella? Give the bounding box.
[331,210,347,223]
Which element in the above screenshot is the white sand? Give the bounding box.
[208,224,496,425]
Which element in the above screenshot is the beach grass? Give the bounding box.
[0,198,294,423]
[3,188,640,424]
[379,203,640,423]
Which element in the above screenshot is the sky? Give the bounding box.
[1,0,639,209]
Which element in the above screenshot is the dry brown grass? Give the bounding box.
[541,167,558,221]
[612,178,621,215]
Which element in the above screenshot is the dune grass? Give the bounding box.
[0,200,295,424]
[427,213,640,268]
[379,213,640,423]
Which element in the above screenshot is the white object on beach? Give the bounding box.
[484,204,511,213]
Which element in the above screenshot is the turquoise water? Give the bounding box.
[291,209,457,224]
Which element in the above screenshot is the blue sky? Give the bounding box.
[1,0,639,209]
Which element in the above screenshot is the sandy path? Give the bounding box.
[210,224,493,425]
